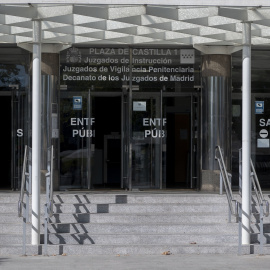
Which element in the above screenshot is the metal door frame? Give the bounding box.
[130,91,199,190]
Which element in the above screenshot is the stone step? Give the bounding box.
[51,194,231,204]
[11,212,270,224]
[0,212,234,224]
[0,234,31,245]
[0,203,228,214]
[251,233,270,244]
[0,232,239,246]
[0,222,238,235]
[48,213,231,224]
[0,192,269,256]
[41,233,238,245]
[0,243,267,256]
[251,214,270,223]
[51,203,230,214]
[0,192,267,203]
[0,193,235,204]
[0,223,25,234]
[5,201,268,215]
[0,214,22,223]
[11,233,270,251]
[45,223,238,234]
[251,223,270,233]
[0,204,19,213]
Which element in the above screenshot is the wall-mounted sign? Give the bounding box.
[255,101,264,114]
[73,96,82,110]
[259,129,268,138]
[257,138,269,148]
[180,49,195,64]
[133,101,146,111]
[61,48,195,83]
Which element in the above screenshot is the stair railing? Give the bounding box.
[250,159,269,217]
[18,145,32,256]
[238,148,269,255]
[44,145,54,256]
[215,146,238,223]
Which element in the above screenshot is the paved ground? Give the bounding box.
[0,254,270,270]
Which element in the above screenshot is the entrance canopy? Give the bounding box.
[0,1,270,46]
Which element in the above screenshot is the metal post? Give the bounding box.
[32,19,41,245]
[241,22,252,245]
[44,176,49,256]
[259,204,264,255]
[22,202,27,256]
[238,203,242,255]
[159,88,163,189]
[87,88,92,189]
[220,172,223,195]
[128,47,132,191]
[228,173,232,223]
[239,148,242,196]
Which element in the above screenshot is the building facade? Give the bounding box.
[0,1,270,193]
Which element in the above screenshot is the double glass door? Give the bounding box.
[59,91,198,190]
[132,92,198,189]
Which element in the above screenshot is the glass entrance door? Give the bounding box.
[132,92,163,188]
[0,95,12,189]
[163,95,195,189]
[251,94,270,188]
[60,90,197,190]
[232,93,270,189]
[12,89,29,190]
[131,92,197,189]
[59,91,125,189]
[0,87,30,190]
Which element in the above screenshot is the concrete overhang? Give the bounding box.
[0,2,269,46]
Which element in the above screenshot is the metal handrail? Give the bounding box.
[215,146,238,218]
[250,158,269,217]
[238,148,269,255]
[18,145,32,256]
[18,145,29,217]
[46,145,54,217]
[250,157,269,254]
[44,145,54,256]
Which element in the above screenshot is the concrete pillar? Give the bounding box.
[242,22,252,245]
[201,54,232,191]
[31,19,41,245]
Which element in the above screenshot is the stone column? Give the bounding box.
[200,54,231,191]
[194,46,242,192]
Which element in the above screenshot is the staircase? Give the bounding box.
[0,192,270,255]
